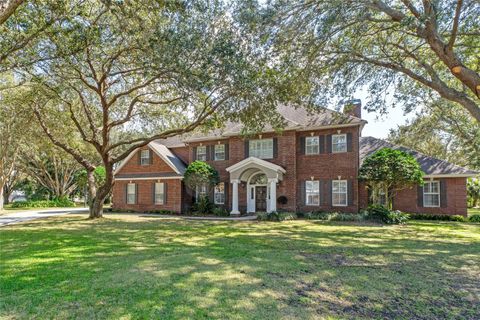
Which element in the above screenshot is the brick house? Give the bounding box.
[112,103,477,216]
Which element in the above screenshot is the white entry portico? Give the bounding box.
[226,157,286,215]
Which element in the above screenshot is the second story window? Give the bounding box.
[305,136,319,155]
[249,139,273,159]
[214,144,225,161]
[332,134,347,153]
[196,146,207,161]
[140,150,150,165]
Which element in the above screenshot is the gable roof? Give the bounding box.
[359,136,478,177]
[154,104,367,146]
[114,141,187,176]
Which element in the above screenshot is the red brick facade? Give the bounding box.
[112,127,469,216]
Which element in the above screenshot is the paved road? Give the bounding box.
[0,208,88,227]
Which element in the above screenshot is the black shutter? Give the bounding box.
[347,133,353,152]
[225,143,229,160]
[209,184,215,203]
[244,140,249,158]
[149,149,153,164]
[318,179,323,206]
[273,138,278,158]
[300,180,306,205]
[326,180,332,206]
[300,136,306,155]
[135,183,138,205]
[417,184,424,207]
[192,147,197,161]
[205,146,210,161]
[440,179,447,208]
[125,184,128,204]
[348,180,354,206]
[152,182,156,204]
[319,135,325,153]
[163,183,167,204]
[326,135,332,153]
[137,150,141,165]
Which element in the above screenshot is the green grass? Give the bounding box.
[1,215,479,319]
[469,207,480,216]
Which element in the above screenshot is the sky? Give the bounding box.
[361,106,414,139]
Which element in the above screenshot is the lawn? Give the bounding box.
[1,215,479,319]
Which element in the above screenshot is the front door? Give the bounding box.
[255,186,267,212]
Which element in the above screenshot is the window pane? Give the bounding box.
[249,139,273,159]
[306,181,320,205]
[214,144,225,160]
[332,180,347,206]
[127,183,136,204]
[306,136,319,155]
[332,134,347,153]
[197,146,207,161]
[140,150,150,165]
[155,182,164,205]
[214,183,225,204]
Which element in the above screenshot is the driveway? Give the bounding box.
[0,208,88,227]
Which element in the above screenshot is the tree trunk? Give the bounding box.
[89,195,104,219]
[0,186,4,211]
[3,186,10,205]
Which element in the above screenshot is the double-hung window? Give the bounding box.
[305,180,320,205]
[423,181,440,207]
[140,150,150,165]
[305,136,319,155]
[214,183,225,205]
[249,139,273,159]
[154,182,165,205]
[214,144,225,161]
[332,134,347,153]
[196,146,207,161]
[196,184,207,200]
[332,180,348,206]
[127,183,136,204]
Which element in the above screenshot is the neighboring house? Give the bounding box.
[112,102,477,216]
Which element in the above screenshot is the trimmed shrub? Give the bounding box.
[304,211,367,222]
[192,196,212,215]
[366,205,410,224]
[469,214,480,223]
[410,214,467,222]
[257,211,297,222]
[212,207,229,217]
[11,197,75,208]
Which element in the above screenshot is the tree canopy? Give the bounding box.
[183,161,219,197]
[246,0,480,121]
[359,148,424,209]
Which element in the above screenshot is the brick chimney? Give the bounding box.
[343,99,362,119]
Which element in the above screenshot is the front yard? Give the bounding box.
[1,215,479,319]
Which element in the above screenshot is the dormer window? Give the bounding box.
[332,134,347,153]
[140,150,150,165]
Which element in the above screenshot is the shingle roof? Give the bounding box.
[360,136,478,176]
[155,104,366,145]
[149,141,187,174]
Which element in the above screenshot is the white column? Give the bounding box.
[230,179,240,215]
[268,178,277,213]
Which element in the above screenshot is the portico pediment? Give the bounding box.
[226,157,286,182]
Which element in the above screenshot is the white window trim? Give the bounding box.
[214,144,225,161]
[423,181,440,207]
[127,183,136,204]
[154,182,165,205]
[249,139,274,159]
[140,150,150,166]
[332,134,347,153]
[196,146,207,161]
[214,182,225,205]
[332,180,348,207]
[305,136,320,155]
[305,180,320,205]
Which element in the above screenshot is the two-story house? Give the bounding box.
[112,103,477,216]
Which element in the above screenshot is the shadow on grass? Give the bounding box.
[1,217,479,319]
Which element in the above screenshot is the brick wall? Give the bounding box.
[112,146,182,213]
[296,126,360,213]
[359,178,468,216]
